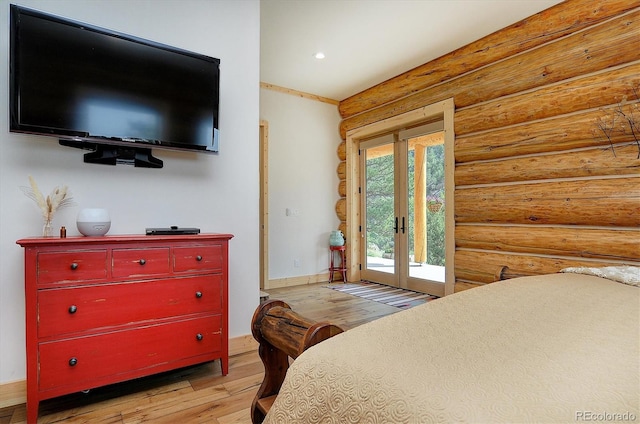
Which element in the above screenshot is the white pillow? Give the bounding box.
[561,266,640,287]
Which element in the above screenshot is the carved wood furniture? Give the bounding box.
[495,265,535,281]
[17,233,232,424]
[250,300,343,424]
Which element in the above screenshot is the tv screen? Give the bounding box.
[10,4,220,166]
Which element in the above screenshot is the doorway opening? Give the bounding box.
[345,100,455,296]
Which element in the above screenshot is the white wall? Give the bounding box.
[0,0,260,384]
[260,89,342,281]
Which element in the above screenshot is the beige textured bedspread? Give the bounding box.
[264,273,639,423]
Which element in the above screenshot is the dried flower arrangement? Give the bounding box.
[593,85,640,158]
[21,175,74,236]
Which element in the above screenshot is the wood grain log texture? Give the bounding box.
[456,225,640,262]
[455,62,640,136]
[337,141,346,161]
[454,250,638,285]
[455,104,639,163]
[456,143,640,186]
[455,177,640,227]
[335,0,640,290]
[338,0,639,119]
[335,198,346,222]
[338,180,347,197]
[454,281,484,292]
[337,161,346,180]
[335,162,346,218]
[251,300,343,424]
[339,8,640,138]
[338,222,347,239]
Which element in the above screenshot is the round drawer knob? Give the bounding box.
[196,333,203,341]
[70,263,78,270]
[138,259,146,265]
[69,357,78,366]
[195,291,203,298]
[196,255,203,261]
[68,305,78,314]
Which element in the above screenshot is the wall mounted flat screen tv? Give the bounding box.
[10,4,220,168]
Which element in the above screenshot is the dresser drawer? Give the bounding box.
[39,315,222,391]
[174,244,224,272]
[112,248,170,278]
[38,275,223,338]
[37,251,108,285]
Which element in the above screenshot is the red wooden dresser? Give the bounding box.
[16,233,233,423]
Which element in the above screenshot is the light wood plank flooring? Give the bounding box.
[1,282,402,424]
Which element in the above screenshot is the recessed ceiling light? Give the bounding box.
[314,52,325,60]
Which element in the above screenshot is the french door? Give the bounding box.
[360,122,446,296]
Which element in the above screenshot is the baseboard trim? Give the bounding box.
[264,273,329,289]
[229,334,259,356]
[0,334,259,409]
[0,379,25,409]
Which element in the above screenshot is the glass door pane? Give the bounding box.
[405,132,446,296]
[361,139,398,286]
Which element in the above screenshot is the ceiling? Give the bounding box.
[260,0,563,102]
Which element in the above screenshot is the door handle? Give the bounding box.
[401,217,406,234]
[394,217,398,233]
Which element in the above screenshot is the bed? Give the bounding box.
[258,268,639,423]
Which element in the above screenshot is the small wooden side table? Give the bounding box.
[329,245,347,283]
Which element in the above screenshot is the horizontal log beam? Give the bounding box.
[456,225,640,262]
[338,0,640,118]
[337,161,346,180]
[339,9,640,139]
[455,143,640,186]
[335,198,346,222]
[338,222,347,239]
[454,250,638,285]
[454,177,640,226]
[455,62,640,136]
[337,142,346,161]
[455,104,637,163]
[454,281,484,293]
[338,180,346,197]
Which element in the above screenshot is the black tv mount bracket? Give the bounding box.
[59,139,163,168]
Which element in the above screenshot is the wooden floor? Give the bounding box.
[0,282,402,424]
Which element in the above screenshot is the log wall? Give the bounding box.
[337,0,640,292]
